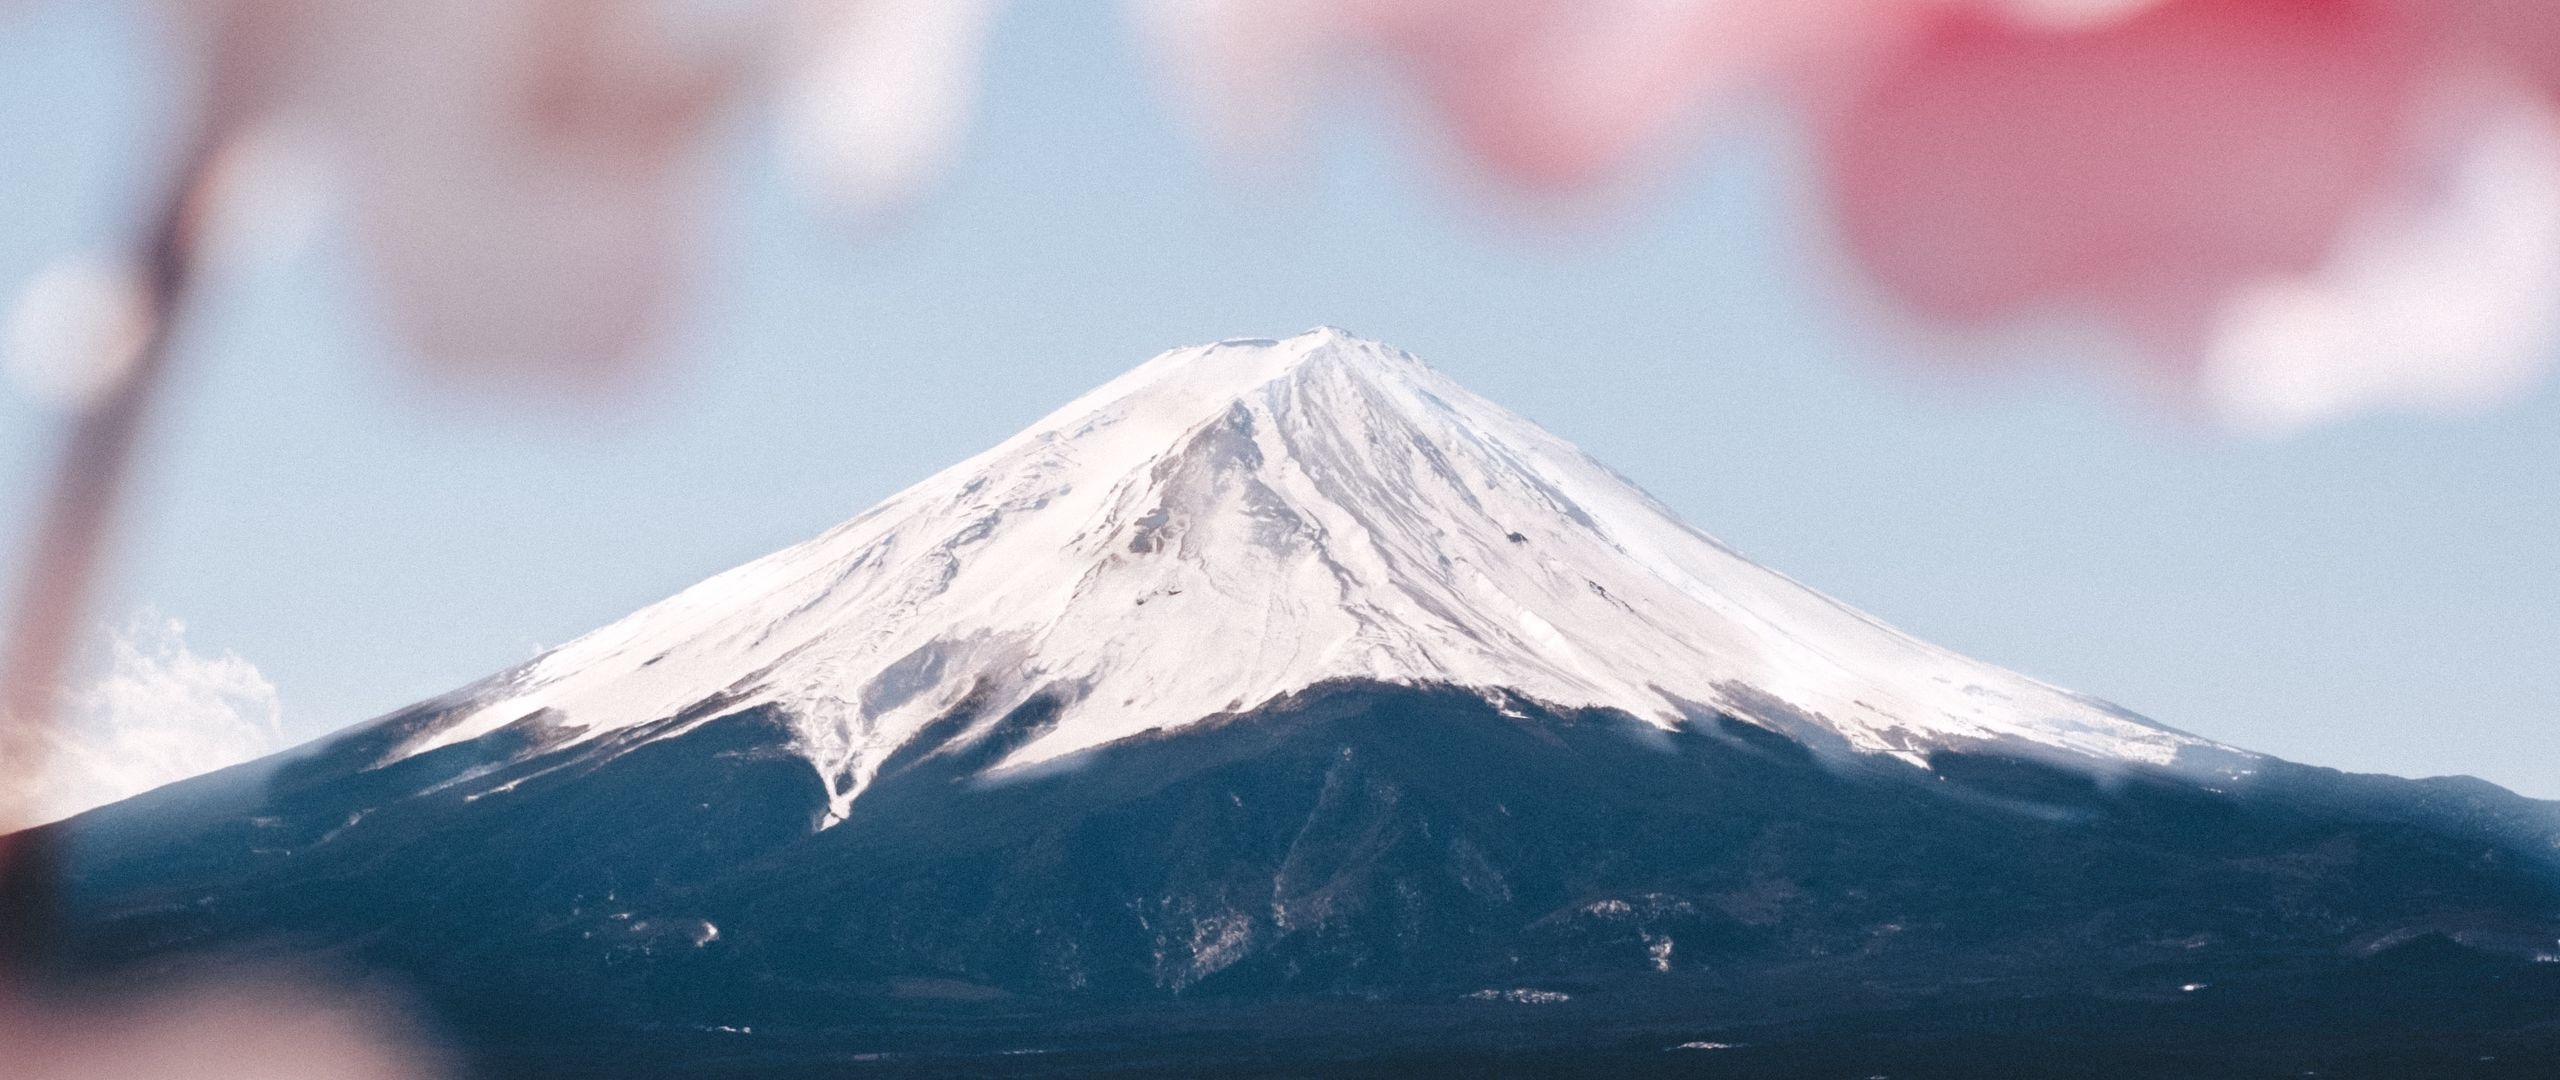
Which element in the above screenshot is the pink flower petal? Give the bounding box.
[2,978,446,1080]
[1144,0,1910,190]
[1350,0,1744,189]
[1821,0,2429,371]
[189,1,760,385]
[2412,0,2560,96]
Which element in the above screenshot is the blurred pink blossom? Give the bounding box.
[1138,0,1900,190]
[158,0,990,388]
[0,977,447,1080]
[1824,0,2560,430]
[1147,0,2560,430]
[18,0,2558,421]
[67,0,2560,411]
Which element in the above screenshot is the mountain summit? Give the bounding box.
[398,328,2226,821]
[35,331,2560,1078]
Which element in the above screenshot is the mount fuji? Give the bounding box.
[25,330,2560,1078]
[389,327,2229,815]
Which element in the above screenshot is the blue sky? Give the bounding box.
[3,2,2556,797]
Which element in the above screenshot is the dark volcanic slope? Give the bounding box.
[29,682,2560,1076]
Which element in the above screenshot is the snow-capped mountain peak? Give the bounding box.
[399,328,2233,821]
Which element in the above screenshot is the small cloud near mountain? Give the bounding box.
[6,612,284,830]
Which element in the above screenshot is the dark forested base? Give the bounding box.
[27,681,2560,1078]
[467,955,2560,1080]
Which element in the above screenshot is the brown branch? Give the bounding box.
[0,137,220,972]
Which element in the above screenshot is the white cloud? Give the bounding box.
[6,613,286,830]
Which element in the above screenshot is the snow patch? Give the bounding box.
[1467,988,1572,1005]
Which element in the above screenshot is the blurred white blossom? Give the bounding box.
[3,258,150,414]
[780,0,999,211]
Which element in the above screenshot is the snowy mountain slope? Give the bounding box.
[391,328,2242,821]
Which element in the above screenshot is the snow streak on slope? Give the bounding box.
[400,329,2237,821]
